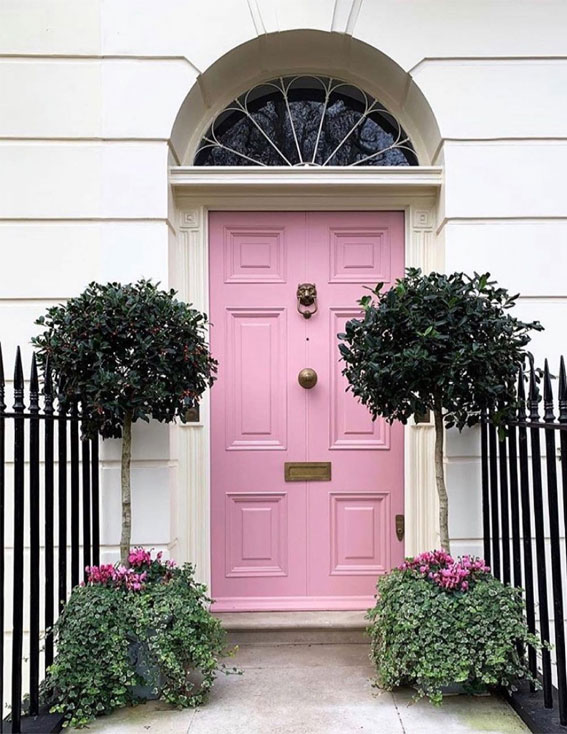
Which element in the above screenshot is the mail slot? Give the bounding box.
[284,462,331,482]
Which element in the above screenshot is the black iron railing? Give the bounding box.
[482,358,567,729]
[0,345,100,733]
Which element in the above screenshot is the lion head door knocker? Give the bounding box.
[297,283,318,319]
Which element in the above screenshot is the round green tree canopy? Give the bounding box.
[338,268,543,431]
[33,280,217,439]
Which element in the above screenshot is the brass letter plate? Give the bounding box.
[284,462,331,482]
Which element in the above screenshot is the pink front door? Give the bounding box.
[210,211,405,611]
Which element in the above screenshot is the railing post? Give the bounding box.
[507,420,522,589]
[528,360,553,708]
[91,437,100,567]
[0,345,5,734]
[543,360,567,725]
[498,420,511,585]
[559,357,567,699]
[11,348,25,733]
[44,360,55,671]
[57,380,68,611]
[517,367,537,680]
[28,355,40,715]
[70,399,80,589]
[488,421,501,579]
[81,423,91,579]
[480,411,491,566]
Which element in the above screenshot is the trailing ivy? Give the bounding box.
[41,556,232,728]
[367,555,541,705]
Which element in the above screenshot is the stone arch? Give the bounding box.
[170,30,441,166]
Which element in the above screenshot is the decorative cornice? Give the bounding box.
[169,166,443,191]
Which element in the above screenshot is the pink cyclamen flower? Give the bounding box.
[84,547,175,592]
[398,550,490,593]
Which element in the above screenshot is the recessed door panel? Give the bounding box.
[225,493,288,577]
[224,226,286,283]
[329,227,392,283]
[330,493,389,575]
[329,309,389,450]
[225,309,287,450]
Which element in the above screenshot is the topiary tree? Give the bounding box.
[33,280,217,564]
[338,268,542,552]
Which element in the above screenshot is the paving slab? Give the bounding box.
[394,690,530,734]
[72,643,530,734]
[72,699,196,733]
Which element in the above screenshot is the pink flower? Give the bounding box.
[128,547,153,568]
[84,548,175,592]
[398,550,490,593]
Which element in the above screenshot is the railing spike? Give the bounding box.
[13,346,25,411]
[528,357,540,422]
[44,357,53,392]
[560,356,567,394]
[29,353,39,412]
[43,357,54,413]
[30,353,38,386]
[57,373,67,412]
[543,359,555,423]
[517,364,526,420]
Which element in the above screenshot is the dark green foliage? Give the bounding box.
[32,280,217,439]
[338,268,543,430]
[41,564,231,728]
[367,569,540,704]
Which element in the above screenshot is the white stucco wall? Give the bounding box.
[2,0,567,697]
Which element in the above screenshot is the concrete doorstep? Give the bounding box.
[73,620,531,734]
[216,610,369,646]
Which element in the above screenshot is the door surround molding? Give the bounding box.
[170,168,442,587]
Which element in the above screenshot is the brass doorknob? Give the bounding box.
[298,368,318,389]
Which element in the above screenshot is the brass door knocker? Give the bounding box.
[297,283,318,319]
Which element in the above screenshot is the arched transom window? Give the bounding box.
[194,76,418,167]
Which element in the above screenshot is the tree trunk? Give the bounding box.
[433,401,451,553]
[120,411,133,565]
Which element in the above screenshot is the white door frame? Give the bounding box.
[169,166,443,587]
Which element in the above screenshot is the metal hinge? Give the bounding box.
[395,514,405,542]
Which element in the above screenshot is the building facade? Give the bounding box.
[2,1,567,612]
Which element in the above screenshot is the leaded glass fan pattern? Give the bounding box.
[194,76,418,167]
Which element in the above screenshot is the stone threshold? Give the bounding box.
[215,611,369,645]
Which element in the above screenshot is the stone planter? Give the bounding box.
[127,632,206,701]
[127,634,162,700]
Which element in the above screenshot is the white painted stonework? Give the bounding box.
[2,0,567,681]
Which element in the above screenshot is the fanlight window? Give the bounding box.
[194,76,418,167]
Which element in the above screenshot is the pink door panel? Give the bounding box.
[210,211,405,611]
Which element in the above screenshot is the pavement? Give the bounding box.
[73,643,530,734]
